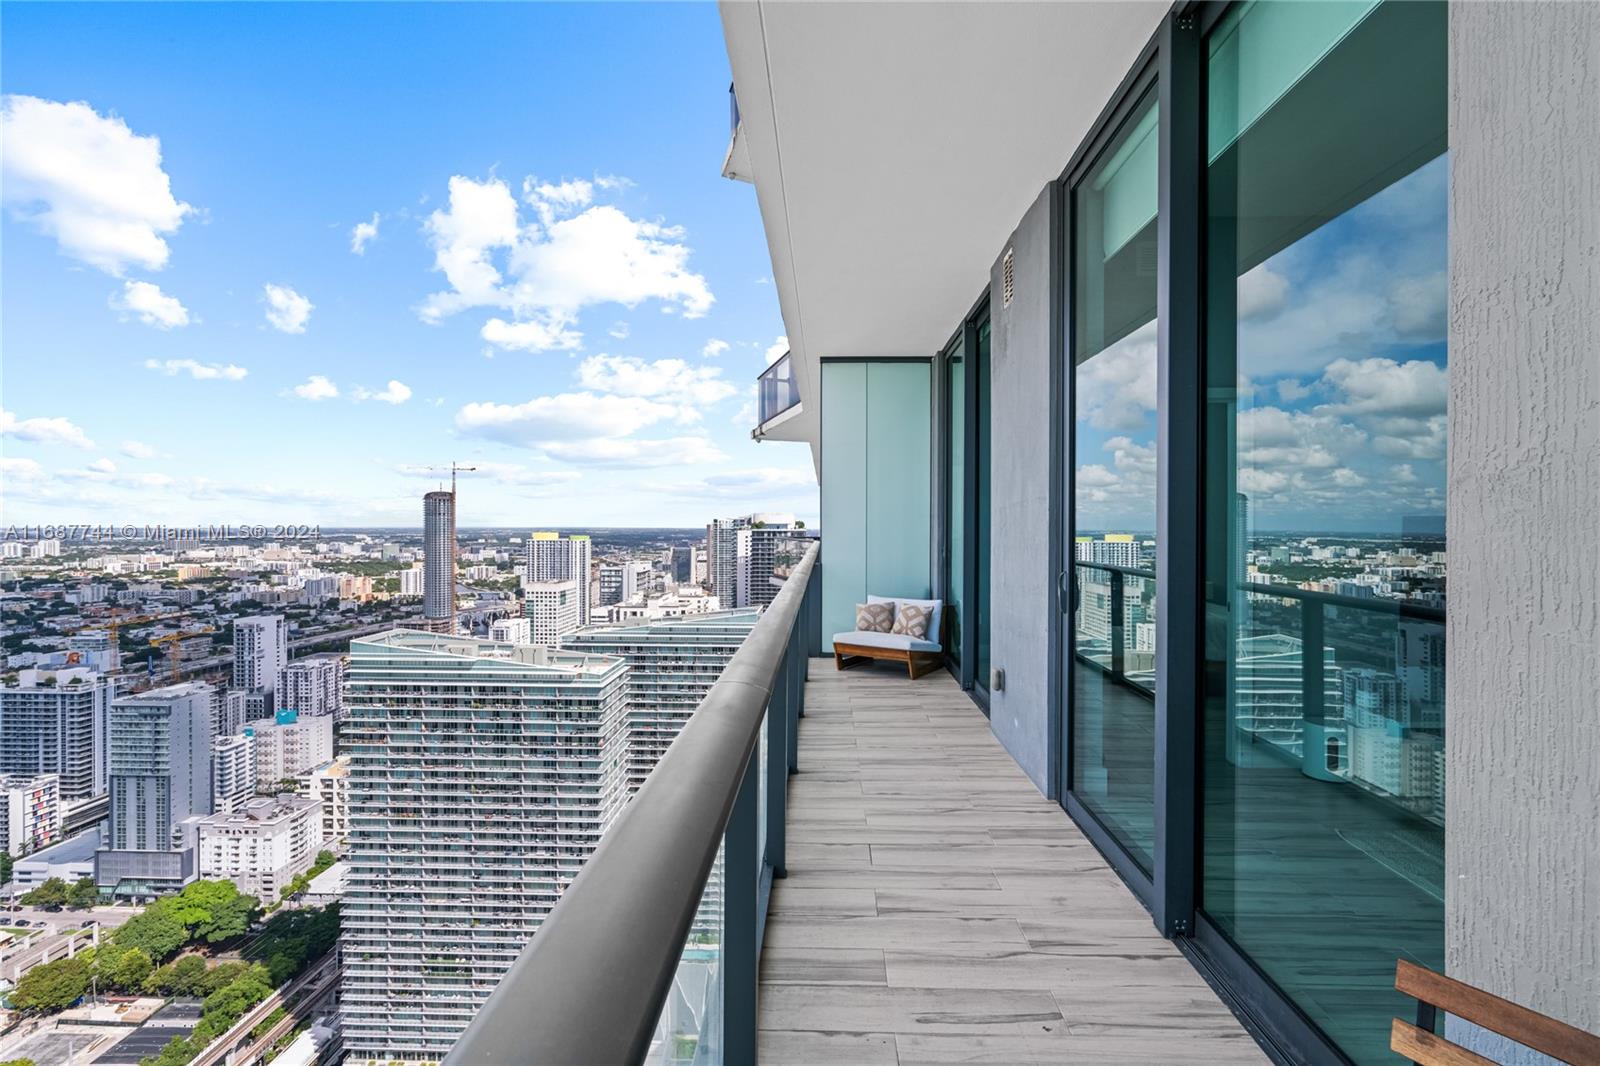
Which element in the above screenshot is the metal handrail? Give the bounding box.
[756,351,799,425]
[444,541,819,1065]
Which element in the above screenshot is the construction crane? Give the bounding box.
[419,462,478,495]
[149,626,218,682]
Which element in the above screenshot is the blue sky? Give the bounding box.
[1,2,818,528]
[1076,153,1449,534]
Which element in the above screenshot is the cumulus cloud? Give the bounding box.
[144,359,248,381]
[0,94,192,274]
[481,316,582,353]
[455,392,680,445]
[608,322,630,340]
[263,283,314,333]
[353,380,412,404]
[1077,321,1157,431]
[576,355,736,409]
[0,457,48,483]
[542,436,727,468]
[2,409,96,449]
[350,212,380,255]
[764,336,789,366]
[1387,271,1447,340]
[702,338,729,359]
[1238,264,1289,321]
[111,280,191,329]
[120,440,164,460]
[1320,357,1447,419]
[1237,406,1366,471]
[291,375,339,401]
[418,174,713,352]
[656,466,818,502]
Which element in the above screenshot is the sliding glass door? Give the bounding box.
[1199,2,1447,1062]
[943,334,967,678]
[1069,88,1160,873]
[972,315,993,708]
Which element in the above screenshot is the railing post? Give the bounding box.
[723,745,760,1066]
[767,647,790,879]
[1110,569,1126,680]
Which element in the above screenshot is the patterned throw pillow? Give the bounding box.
[855,602,894,633]
[891,603,930,639]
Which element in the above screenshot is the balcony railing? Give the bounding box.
[756,351,799,425]
[728,82,740,136]
[444,541,820,1065]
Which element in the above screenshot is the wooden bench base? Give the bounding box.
[833,642,943,680]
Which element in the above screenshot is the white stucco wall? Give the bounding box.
[1446,0,1599,1043]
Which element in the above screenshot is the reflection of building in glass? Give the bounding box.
[1395,620,1446,730]
[1342,667,1443,824]
[1231,634,1342,758]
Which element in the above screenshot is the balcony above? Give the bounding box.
[752,350,805,442]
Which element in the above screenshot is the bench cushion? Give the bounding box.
[867,595,942,642]
[833,630,943,654]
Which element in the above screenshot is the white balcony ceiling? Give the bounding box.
[721,1,1166,466]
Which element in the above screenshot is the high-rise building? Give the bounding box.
[1074,533,1142,569]
[524,532,593,625]
[211,733,257,814]
[524,580,581,648]
[747,518,801,608]
[423,490,457,634]
[0,773,62,858]
[488,618,533,644]
[598,561,650,607]
[399,565,424,598]
[195,794,324,900]
[340,629,628,1061]
[307,755,350,847]
[707,517,752,607]
[0,667,114,801]
[670,545,694,584]
[563,610,761,797]
[106,682,216,852]
[279,654,346,721]
[233,615,288,711]
[245,709,335,785]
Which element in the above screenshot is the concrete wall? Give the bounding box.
[1446,0,1599,1046]
[985,186,1058,796]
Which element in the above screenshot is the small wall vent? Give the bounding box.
[1001,247,1015,308]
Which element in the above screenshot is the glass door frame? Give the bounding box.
[1052,6,1372,1063]
[936,319,980,693]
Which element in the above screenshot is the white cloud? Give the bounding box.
[353,380,412,404]
[144,359,248,381]
[543,436,727,468]
[395,461,579,489]
[1238,264,1289,321]
[608,322,630,340]
[764,336,789,366]
[417,174,714,349]
[657,466,818,500]
[1237,406,1366,471]
[291,375,339,401]
[350,212,380,255]
[111,279,191,329]
[263,283,314,333]
[1,409,95,449]
[1387,271,1446,340]
[576,355,736,409]
[1275,378,1313,403]
[120,440,164,460]
[702,338,729,359]
[455,392,679,445]
[0,94,192,275]
[0,457,48,483]
[1077,321,1157,431]
[481,316,582,354]
[1075,464,1119,488]
[1320,357,1447,419]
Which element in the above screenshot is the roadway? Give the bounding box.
[187,950,341,1066]
[0,905,141,982]
[160,620,414,681]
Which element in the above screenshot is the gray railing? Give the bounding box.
[445,541,820,1066]
[756,351,799,425]
[728,82,740,136]
[1074,560,1156,695]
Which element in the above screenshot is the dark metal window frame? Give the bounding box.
[1050,5,1369,1064]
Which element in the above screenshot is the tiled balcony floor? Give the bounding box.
[758,660,1268,1066]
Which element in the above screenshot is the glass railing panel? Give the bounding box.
[756,352,799,423]
[647,838,724,1064]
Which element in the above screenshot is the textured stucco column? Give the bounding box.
[1446,0,1599,1045]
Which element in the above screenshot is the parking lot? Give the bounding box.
[90,1002,202,1065]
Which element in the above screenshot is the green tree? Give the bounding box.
[20,877,70,908]
[67,877,100,909]
[1,852,13,885]
[114,906,188,961]
[2,1057,41,1066]
[137,1034,195,1066]
[11,956,90,1012]
[93,945,154,992]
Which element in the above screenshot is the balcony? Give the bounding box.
[443,543,1262,1065]
[752,350,803,441]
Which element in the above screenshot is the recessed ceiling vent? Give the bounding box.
[1002,247,1015,308]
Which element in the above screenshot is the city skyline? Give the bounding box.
[0,4,820,528]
